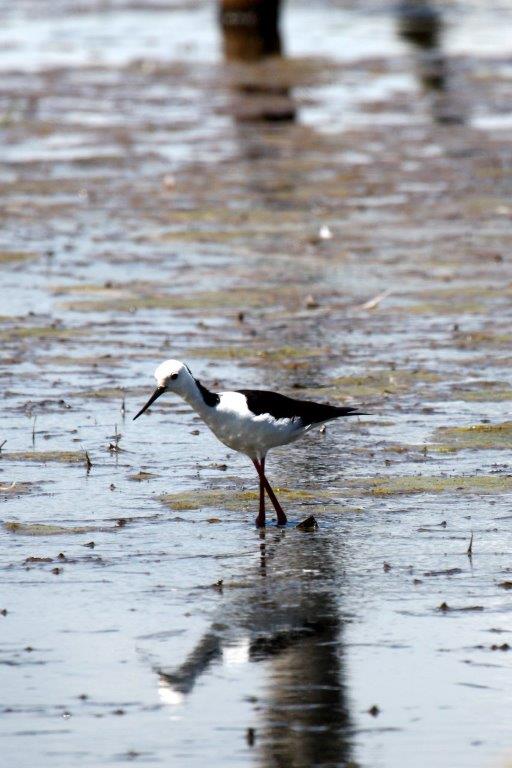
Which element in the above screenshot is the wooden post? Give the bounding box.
[219,0,282,61]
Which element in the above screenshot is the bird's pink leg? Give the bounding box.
[253,458,266,528]
[252,458,287,527]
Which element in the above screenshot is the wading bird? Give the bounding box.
[133,360,365,527]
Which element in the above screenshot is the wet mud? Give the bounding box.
[1,1,512,767]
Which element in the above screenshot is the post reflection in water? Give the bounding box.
[219,0,296,123]
[157,524,352,767]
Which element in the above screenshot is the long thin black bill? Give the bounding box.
[133,386,166,421]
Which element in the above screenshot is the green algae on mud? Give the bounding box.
[449,383,512,402]
[355,474,512,496]
[0,481,34,496]
[398,284,512,317]
[160,487,336,512]
[36,354,124,369]
[4,521,111,536]
[401,300,488,316]
[59,286,302,314]
[187,344,328,364]
[68,387,126,400]
[0,251,38,264]
[3,450,88,464]
[454,330,512,349]
[325,369,442,399]
[0,326,81,341]
[432,422,512,451]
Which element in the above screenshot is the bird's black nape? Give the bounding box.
[183,363,220,407]
[194,378,220,407]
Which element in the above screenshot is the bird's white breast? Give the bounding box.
[202,391,302,458]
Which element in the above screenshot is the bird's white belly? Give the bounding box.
[204,404,301,458]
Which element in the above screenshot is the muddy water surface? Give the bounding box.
[1,2,512,767]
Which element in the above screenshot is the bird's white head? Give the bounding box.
[133,359,194,420]
[154,359,191,390]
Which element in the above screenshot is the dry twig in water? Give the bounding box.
[358,289,391,311]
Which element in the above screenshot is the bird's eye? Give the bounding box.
[170,373,178,380]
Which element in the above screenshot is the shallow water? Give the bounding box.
[1,1,512,766]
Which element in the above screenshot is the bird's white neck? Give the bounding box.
[179,373,217,418]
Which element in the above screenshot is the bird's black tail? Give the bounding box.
[334,406,368,417]
[304,402,368,426]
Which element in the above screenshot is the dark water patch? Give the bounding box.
[128,471,160,481]
[423,567,464,577]
[437,603,485,613]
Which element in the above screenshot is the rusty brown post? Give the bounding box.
[219,0,282,61]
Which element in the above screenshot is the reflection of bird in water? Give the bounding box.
[133,359,365,527]
[156,527,352,766]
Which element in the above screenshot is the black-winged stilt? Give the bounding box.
[133,360,366,527]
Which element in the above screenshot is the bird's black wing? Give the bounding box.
[237,389,365,426]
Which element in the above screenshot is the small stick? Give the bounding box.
[0,440,6,453]
[32,416,37,445]
[84,450,92,472]
[359,289,391,311]
[467,531,473,557]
